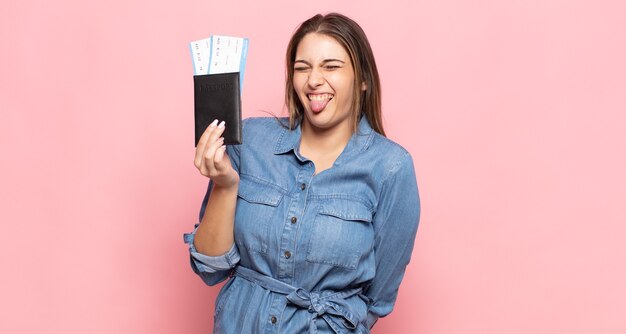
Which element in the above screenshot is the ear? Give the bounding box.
[361,81,367,91]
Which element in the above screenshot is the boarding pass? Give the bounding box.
[190,35,249,88]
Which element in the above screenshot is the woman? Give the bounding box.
[184,13,420,333]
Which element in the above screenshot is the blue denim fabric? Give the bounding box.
[184,116,420,333]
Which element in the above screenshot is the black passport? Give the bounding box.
[193,72,242,146]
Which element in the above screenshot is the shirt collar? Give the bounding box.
[273,115,375,155]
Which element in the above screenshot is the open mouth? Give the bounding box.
[307,93,334,101]
[307,93,334,112]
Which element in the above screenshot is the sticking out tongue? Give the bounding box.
[309,97,331,113]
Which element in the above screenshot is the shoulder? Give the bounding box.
[241,116,287,138]
[242,116,287,128]
[366,132,415,178]
[242,117,287,135]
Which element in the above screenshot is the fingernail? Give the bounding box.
[210,119,218,127]
[218,121,225,128]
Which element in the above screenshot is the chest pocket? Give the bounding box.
[235,176,285,254]
[306,200,374,270]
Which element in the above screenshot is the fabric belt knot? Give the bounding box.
[286,288,324,313]
[233,266,363,334]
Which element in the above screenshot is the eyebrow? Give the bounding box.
[294,59,346,66]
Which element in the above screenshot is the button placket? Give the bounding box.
[277,164,313,281]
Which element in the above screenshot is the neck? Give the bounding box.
[299,117,355,173]
[301,119,353,153]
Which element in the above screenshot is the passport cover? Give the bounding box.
[194,72,242,146]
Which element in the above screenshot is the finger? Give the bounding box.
[203,136,225,176]
[201,120,226,168]
[210,120,226,143]
[199,119,219,146]
[213,145,228,170]
[194,119,219,168]
[203,121,226,156]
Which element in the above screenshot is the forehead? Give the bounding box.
[295,33,350,61]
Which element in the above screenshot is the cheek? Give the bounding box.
[334,80,355,103]
[292,74,306,91]
[330,73,354,93]
[291,80,307,104]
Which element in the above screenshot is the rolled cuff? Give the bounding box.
[365,312,379,329]
[183,232,240,272]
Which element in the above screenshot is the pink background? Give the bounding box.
[1,0,625,333]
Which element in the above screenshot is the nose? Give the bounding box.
[307,67,325,88]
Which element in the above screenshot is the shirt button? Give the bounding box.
[300,183,306,190]
[270,315,277,324]
[284,251,291,259]
[291,216,297,224]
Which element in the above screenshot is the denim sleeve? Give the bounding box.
[364,152,420,328]
[183,143,242,286]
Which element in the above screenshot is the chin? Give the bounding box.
[304,109,333,128]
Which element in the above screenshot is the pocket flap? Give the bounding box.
[319,200,372,222]
[237,176,284,206]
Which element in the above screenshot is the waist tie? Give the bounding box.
[233,265,363,334]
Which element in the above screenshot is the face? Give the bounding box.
[293,33,356,134]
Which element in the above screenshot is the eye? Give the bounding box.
[324,65,341,70]
[294,66,310,72]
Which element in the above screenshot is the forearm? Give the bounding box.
[193,183,238,256]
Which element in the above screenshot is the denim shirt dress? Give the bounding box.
[184,116,420,334]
